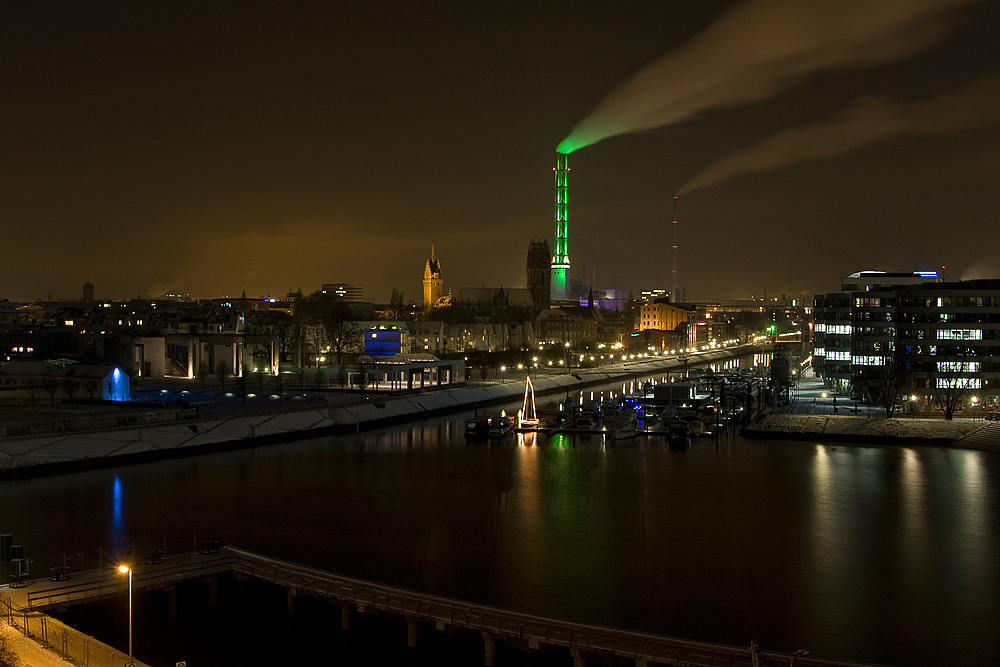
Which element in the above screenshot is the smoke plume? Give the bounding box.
[557,0,980,154]
[677,77,1000,194]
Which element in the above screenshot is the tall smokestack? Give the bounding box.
[551,152,571,301]
[671,196,679,303]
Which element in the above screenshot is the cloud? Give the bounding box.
[557,0,981,154]
[677,77,1000,194]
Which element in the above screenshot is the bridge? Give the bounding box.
[1,545,888,667]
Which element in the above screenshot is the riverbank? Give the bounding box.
[743,412,986,447]
[0,347,756,478]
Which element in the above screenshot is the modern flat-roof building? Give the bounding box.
[321,283,363,302]
[813,272,1000,412]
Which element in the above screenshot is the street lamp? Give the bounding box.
[118,564,135,667]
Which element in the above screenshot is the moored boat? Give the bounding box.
[489,414,516,438]
[465,415,491,440]
[612,414,638,439]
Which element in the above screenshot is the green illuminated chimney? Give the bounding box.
[551,153,570,301]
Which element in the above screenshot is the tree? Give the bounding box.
[932,356,975,420]
[44,380,59,407]
[265,313,295,367]
[121,361,141,387]
[860,354,911,418]
[83,378,99,402]
[251,366,267,396]
[352,363,371,400]
[325,301,362,365]
[24,379,40,406]
[215,360,232,392]
[61,377,81,408]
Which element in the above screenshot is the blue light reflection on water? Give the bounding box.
[110,474,125,559]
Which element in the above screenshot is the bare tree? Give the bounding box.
[932,356,976,420]
[199,361,211,390]
[83,377,99,402]
[215,360,232,393]
[44,380,59,407]
[325,301,362,365]
[353,363,371,400]
[61,377,81,408]
[121,361,141,387]
[251,366,267,396]
[24,379,40,406]
[273,316,295,367]
[860,354,911,418]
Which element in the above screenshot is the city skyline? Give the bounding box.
[3,0,999,303]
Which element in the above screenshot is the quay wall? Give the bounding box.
[742,412,983,447]
[0,347,757,478]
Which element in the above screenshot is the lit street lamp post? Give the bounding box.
[118,564,135,667]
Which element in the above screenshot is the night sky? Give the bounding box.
[3,1,998,304]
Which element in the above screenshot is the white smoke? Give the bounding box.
[678,77,1000,194]
[557,0,981,154]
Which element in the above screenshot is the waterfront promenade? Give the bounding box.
[745,374,1000,452]
[0,348,751,477]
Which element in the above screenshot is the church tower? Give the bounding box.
[423,243,443,310]
[526,239,551,313]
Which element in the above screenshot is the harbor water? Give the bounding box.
[0,373,997,666]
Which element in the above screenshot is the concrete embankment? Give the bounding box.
[0,347,756,478]
[742,412,985,447]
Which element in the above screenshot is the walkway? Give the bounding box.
[3,546,884,667]
[955,421,1000,454]
[0,347,757,477]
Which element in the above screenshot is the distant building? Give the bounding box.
[536,306,603,346]
[320,284,363,302]
[82,282,94,302]
[454,286,536,322]
[639,298,693,333]
[423,244,443,311]
[640,289,670,303]
[582,288,627,312]
[626,328,688,354]
[526,239,550,313]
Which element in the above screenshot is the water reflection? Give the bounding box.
[0,379,996,667]
[900,448,927,583]
[110,474,125,559]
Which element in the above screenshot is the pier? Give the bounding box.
[3,546,884,667]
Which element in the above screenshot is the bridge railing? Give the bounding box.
[13,546,887,667]
[227,547,880,667]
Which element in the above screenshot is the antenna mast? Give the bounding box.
[671,196,679,302]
